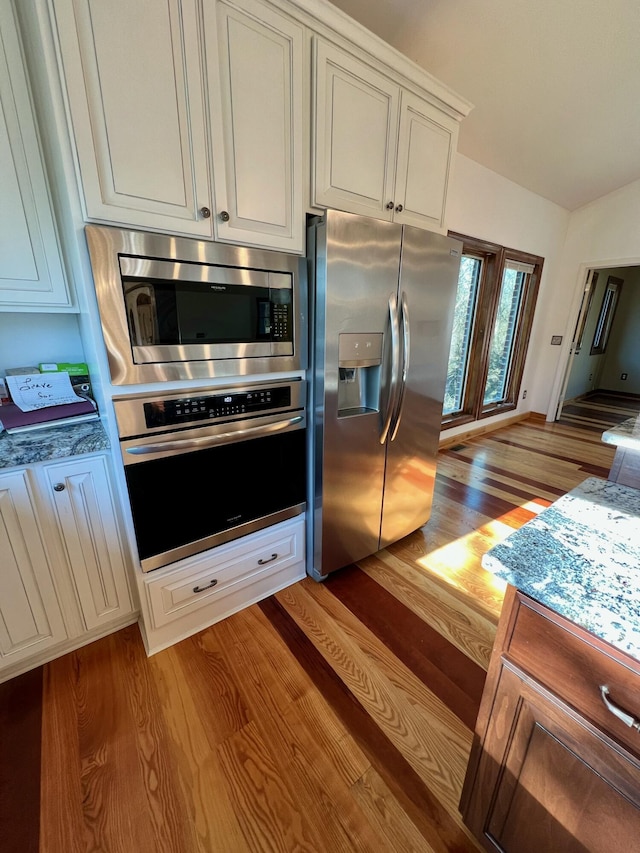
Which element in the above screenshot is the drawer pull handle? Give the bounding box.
[193,579,218,594]
[600,685,640,732]
[258,553,278,565]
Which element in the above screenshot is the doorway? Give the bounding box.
[554,263,640,424]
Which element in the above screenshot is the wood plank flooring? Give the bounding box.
[558,390,640,432]
[1,416,615,853]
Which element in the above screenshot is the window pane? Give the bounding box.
[483,269,526,405]
[590,276,622,355]
[443,256,481,415]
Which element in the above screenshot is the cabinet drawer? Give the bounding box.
[507,593,640,758]
[145,517,304,629]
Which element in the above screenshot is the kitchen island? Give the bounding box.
[602,413,640,488]
[460,476,640,852]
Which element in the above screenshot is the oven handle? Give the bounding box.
[123,414,304,461]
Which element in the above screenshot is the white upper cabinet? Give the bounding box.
[0,0,71,309]
[313,38,399,220]
[393,89,458,231]
[50,0,212,237]
[204,0,305,252]
[312,37,458,233]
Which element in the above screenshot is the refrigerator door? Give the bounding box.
[311,209,402,578]
[379,225,461,548]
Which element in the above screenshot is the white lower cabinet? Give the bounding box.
[40,455,133,632]
[0,454,136,683]
[0,470,67,668]
[140,514,305,654]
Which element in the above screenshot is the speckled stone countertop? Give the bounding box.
[602,414,640,450]
[0,419,110,469]
[482,476,640,663]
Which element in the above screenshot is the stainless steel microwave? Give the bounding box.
[85,225,306,385]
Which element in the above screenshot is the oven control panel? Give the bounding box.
[143,386,292,429]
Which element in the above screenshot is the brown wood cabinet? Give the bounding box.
[460,586,640,852]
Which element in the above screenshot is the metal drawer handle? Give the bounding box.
[258,553,278,565]
[193,579,218,594]
[125,415,304,458]
[600,685,640,732]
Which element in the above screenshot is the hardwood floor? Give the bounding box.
[558,389,640,432]
[1,416,615,853]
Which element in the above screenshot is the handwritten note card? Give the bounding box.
[6,372,86,412]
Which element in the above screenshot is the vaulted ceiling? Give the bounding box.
[328,0,640,211]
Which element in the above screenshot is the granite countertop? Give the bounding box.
[601,414,640,451]
[0,419,110,469]
[482,476,640,663]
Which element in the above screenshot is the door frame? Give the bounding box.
[546,256,640,422]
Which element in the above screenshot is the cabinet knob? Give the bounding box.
[386,201,394,210]
[219,210,230,223]
[199,206,211,219]
[395,204,403,213]
[53,483,65,492]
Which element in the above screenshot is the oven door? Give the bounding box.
[120,411,306,572]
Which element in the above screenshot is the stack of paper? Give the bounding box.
[0,372,98,434]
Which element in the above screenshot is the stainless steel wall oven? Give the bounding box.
[114,379,306,572]
[85,225,306,385]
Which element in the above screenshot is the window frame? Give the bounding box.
[442,233,543,430]
[589,275,622,355]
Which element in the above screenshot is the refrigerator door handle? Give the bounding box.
[380,293,401,444]
[390,290,410,441]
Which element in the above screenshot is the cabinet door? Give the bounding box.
[0,0,70,309]
[51,0,211,237]
[43,456,133,632]
[464,665,640,852]
[393,90,457,233]
[313,37,399,219]
[205,0,304,252]
[0,470,66,666]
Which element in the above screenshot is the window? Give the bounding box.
[590,276,622,355]
[442,234,543,428]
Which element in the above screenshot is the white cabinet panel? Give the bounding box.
[0,0,70,308]
[312,37,459,234]
[141,515,305,654]
[0,470,66,664]
[51,0,211,236]
[394,90,457,231]
[313,37,398,219]
[43,456,133,631]
[206,0,304,251]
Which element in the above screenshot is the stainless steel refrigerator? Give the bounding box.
[307,209,461,581]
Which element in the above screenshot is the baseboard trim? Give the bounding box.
[439,411,537,450]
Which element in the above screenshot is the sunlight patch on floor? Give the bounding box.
[414,498,550,604]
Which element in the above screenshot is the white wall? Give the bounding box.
[0,312,84,375]
[547,176,640,418]
[445,154,570,432]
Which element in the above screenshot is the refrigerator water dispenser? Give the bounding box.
[337,333,382,416]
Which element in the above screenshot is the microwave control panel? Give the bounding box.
[143,386,292,429]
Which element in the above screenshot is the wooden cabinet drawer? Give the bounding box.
[145,516,304,629]
[506,593,640,758]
